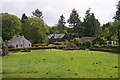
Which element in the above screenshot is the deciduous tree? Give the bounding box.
[1,13,21,41]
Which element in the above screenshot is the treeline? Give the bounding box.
[50,8,101,38]
[1,1,120,46]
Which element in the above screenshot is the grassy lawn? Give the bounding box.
[1,49,119,78]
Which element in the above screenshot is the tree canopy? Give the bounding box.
[21,17,49,44]
[114,1,120,21]
[83,8,101,37]
[2,13,22,41]
[67,9,82,37]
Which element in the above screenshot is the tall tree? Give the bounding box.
[57,14,67,33]
[110,22,120,47]
[67,9,82,37]
[114,1,120,21]
[113,1,120,47]
[21,13,28,35]
[22,17,49,44]
[83,8,101,37]
[1,13,21,41]
[21,13,28,23]
[32,9,43,18]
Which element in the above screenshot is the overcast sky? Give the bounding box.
[0,0,119,26]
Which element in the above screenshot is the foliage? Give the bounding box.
[64,40,69,45]
[53,42,64,45]
[71,38,81,45]
[32,8,43,18]
[94,44,101,48]
[21,13,28,23]
[49,25,59,34]
[92,37,107,45]
[67,9,83,37]
[64,42,79,50]
[50,15,68,34]
[114,1,120,21]
[109,21,120,46]
[83,40,92,48]
[21,17,49,44]
[2,41,9,56]
[101,27,110,38]
[78,42,83,47]
[83,8,102,36]
[1,13,22,41]
[57,14,67,33]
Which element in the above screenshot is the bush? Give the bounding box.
[64,40,69,45]
[94,44,101,48]
[83,40,92,48]
[2,42,9,56]
[78,42,83,47]
[53,42,64,45]
[63,42,80,50]
[71,38,81,46]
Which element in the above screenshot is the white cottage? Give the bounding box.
[8,35,31,48]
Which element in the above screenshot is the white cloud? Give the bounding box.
[1,0,119,26]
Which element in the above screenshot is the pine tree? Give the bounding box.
[114,1,120,21]
[113,1,120,47]
[83,8,101,37]
[67,9,82,37]
[21,13,28,23]
[57,14,67,33]
[32,9,43,18]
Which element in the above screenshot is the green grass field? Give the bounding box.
[1,49,119,78]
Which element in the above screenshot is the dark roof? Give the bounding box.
[81,37,97,42]
[48,34,65,39]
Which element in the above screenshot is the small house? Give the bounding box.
[48,34,69,43]
[8,35,31,48]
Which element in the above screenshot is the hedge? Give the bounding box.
[89,48,120,53]
[9,46,57,52]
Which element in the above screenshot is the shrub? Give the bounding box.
[71,38,81,46]
[48,44,56,47]
[53,42,64,45]
[2,42,9,56]
[83,40,92,48]
[64,40,69,45]
[94,44,101,48]
[78,42,83,47]
[63,42,80,50]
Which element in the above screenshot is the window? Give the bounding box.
[109,42,111,44]
[16,44,18,48]
[29,44,31,47]
[21,44,23,47]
